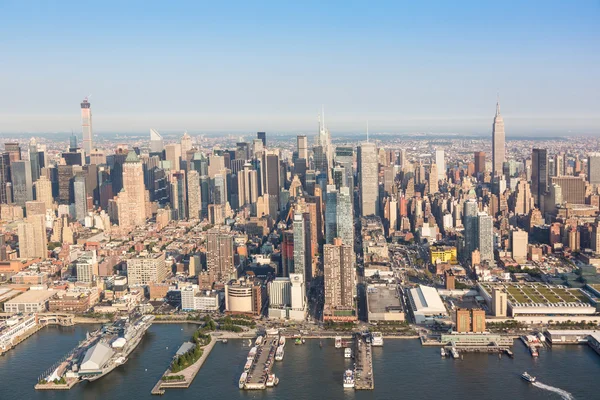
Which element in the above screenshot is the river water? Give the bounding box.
[1,324,598,399]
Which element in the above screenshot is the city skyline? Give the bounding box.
[1,1,599,135]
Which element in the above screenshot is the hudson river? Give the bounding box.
[2,324,598,399]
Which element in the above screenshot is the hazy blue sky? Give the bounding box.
[1,1,599,135]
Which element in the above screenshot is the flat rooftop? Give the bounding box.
[479,283,592,305]
[5,289,55,304]
[367,285,403,314]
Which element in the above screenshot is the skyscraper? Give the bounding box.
[165,143,182,172]
[492,99,505,177]
[0,152,10,204]
[323,238,355,319]
[337,186,353,246]
[187,170,201,219]
[435,149,445,181]
[81,97,93,158]
[587,152,600,184]
[297,135,308,160]
[29,138,40,182]
[10,160,33,207]
[463,199,478,259]
[292,212,311,282]
[17,214,47,259]
[116,151,148,229]
[206,228,235,283]
[181,131,193,156]
[358,141,378,216]
[531,148,548,206]
[74,174,87,222]
[33,175,53,211]
[150,129,164,154]
[257,131,266,147]
[325,185,338,244]
[477,212,494,262]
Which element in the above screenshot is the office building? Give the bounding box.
[435,149,445,180]
[257,131,266,147]
[74,174,87,222]
[292,212,311,281]
[297,135,308,160]
[511,229,528,263]
[463,199,478,259]
[551,176,586,205]
[165,143,182,172]
[187,170,201,219]
[116,151,148,230]
[10,160,33,207]
[531,148,548,206]
[491,287,508,317]
[492,99,505,177]
[150,129,164,154]
[474,151,485,175]
[588,153,600,184]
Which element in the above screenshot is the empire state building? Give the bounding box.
[492,100,505,177]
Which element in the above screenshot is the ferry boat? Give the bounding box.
[266,374,279,387]
[239,372,247,389]
[521,372,536,383]
[344,348,352,358]
[275,345,284,361]
[279,336,286,346]
[440,348,446,357]
[529,346,539,357]
[343,369,355,388]
[451,347,459,359]
[371,332,384,347]
[335,336,342,349]
[248,346,257,360]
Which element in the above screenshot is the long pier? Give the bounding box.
[151,335,216,395]
[240,334,280,390]
[354,334,374,390]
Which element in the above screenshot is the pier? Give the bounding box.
[353,333,374,390]
[240,334,281,390]
[151,334,216,395]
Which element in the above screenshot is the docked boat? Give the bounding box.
[255,336,263,346]
[521,372,536,383]
[505,349,514,358]
[343,369,355,388]
[295,338,302,345]
[529,346,539,357]
[451,347,459,359]
[440,348,446,357]
[244,359,253,371]
[344,348,352,358]
[371,332,384,347]
[266,374,279,387]
[275,345,284,361]
[239,372,247,389]
[279,336,286,346]
[335,336,342,349]
[248,346,257,360]
[222,339,228,344]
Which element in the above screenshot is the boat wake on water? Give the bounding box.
[532,381,575,400]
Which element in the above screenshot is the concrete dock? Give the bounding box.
[241,334,280,390]
[354,334,374,390]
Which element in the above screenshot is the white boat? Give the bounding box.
[371,332,384,347]
[344,348,352,358]
[275,345,284,361]
[440,348,446,357]
[451,347,459,359]
[244,359,252,371]
[248,346,257,360]
[266,374,278,387]
[343,369,355,388]
[255,336,263,346]
[521,372,536,383]
[239,372,247,389]
[279,336,286,346]
[335,336,342,349]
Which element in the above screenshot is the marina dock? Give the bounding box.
[354,333,374,390]
[239,333,282,390]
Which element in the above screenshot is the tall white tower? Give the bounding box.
[492,98,505,177]
[81,97,93,159]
